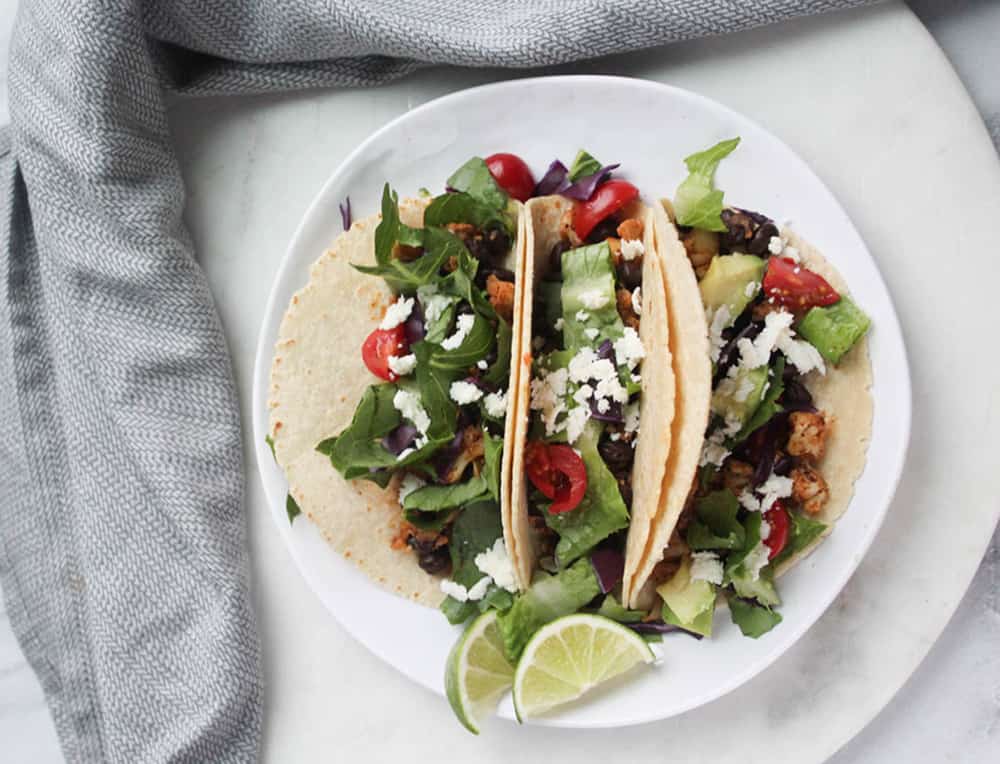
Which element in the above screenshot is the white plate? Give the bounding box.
[252,75,910,728]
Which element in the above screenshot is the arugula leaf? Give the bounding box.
[412,342,459,443]
[560,242,625,349]
[426,314,495,371]
[353,184,443,294]
[402,507,454,532]
[728,595,782,638]
[568,149,602,181]
[773,511,828,566]
[446,157,509,211]
[686,490,746,551]
[544,421,629,564]
[316,383,402,480]
[438,240,498,322]
[483,432,503,501]
[419,285,460,344]
[673,137,740,232]
[440,500,506,624]
[734,356,785,443]
[265,434,276,459]
[403,474,489,511]
[286,494,301,524]
[423,192,513,235]
[482,319,512,388]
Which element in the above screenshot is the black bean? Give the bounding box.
[599,439,634,472]
[617,259,643,290]
[548,240,570,276]
[586,217,620,244]
[720,208,777,254]
[407,536,451,575]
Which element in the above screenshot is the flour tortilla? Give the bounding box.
[511,196,674,595]
[268,198,523,607]
[625,210,873,604]
[624,201,712,608]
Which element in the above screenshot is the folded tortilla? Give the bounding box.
[268,198,524,606]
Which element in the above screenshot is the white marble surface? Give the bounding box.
[1,2,999,763]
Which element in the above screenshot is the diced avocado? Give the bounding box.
[797,296,870,364]
[656,556,716,637]
[711,365,769,428]
[496,557,601,660]
[699,253,766,323]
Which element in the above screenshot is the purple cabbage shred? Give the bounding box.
[590,547,625,594]
[382,423,418,456]
[559,164,620,201]
[339,197,352,231]
[533,160,569,196]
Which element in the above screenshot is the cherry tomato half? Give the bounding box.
[361,325,408,381]
[485,153,536,202]
[762,257,840,310]
[763,501,791,560]
[525,441,588,514]
[573,179,640,241]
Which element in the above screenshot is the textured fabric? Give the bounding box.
[0,1,875,761]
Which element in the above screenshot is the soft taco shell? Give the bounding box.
[512,196,674,596]
[624,201,712,607]
[268,198,523,607]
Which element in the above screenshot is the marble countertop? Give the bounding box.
[1,2,997,762]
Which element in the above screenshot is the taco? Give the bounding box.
[268,156,526,619]
[623,139,873,638]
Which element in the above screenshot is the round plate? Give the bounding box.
[252,75,910,727]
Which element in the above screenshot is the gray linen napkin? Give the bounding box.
[0,1,875,761]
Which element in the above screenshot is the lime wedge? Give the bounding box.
[512,614,654,721]
[445,610,515,734]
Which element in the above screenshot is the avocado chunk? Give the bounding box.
[656,556,717,637]
[728,563,780,607]
[496,557,601,660]
[711,365,769,429]
[797,296,870,364]
[699,253,766,324]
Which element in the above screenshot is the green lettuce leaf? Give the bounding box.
[315,383,401,480]
[423,192,513,236]
[560,242,625,349]
[265,434,276,459]
[773,511,828,566]
[286,494,301,524]
[728,595,782,638]
[734,356,785,443]
[483,432,503,502]
[412,342,459,443]
[596,595,646,623]
[673,137,740,232]
[544,420,630,564]
[403,474,489,511]
[686,490,746,550]
[440,500,507,624]
[568,149,602,181]
[446,157,509,211]
[425,314,495,372]
[482,319,512,389]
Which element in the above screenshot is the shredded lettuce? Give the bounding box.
[446,157,509,210]
[560,242,625,349]
[686,490,745,551]
[728,595,782,638]
[567,149,602,182]
[673,137,740,232]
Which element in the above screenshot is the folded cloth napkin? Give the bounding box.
[0,1,874,761]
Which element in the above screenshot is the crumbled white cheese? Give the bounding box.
[760,519,772,541]
[440,313,475,350]
[690,551,724,585]
[707,305,731,363]
[483,389,508,418]
[621,239,645,261]
[396,447,415,461]
[740,473,794,513]
[573,383,594,406]
[393,389,430,435]
[465,576,492,601]
[777,333,826,376]
[440,579,469,602]
[530,367,568,436]
[575,309,590,322]
[564,405,590,444]
[632,286,642,316]
[631,372,641,384]
[742,542,771,582]
[596,398,610,414]
[783,245,800,263]
[477,359,489,370]
[738,309,795,369]
[554,317,565,331]
[579,290,610,310]
[594,371,628,404]
[417,284,452,325]
[584,327,599,340]
[609,432,622,442]
[624,401,641,434]
[397,473,426,504]
[745,280,761,298]
[449,380,483,405]
[474,538,518,593]
[379,297,414,330]
[700,429,730,468]
[387,353,417,377]
[768,235,785,256]
[613,327,645,370]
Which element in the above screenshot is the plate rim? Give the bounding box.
[251,74,912,728]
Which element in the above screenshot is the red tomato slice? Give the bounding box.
[572,179,639,241]
[361,325,408,381]
[763,501,790,560]
[762,257,840,310]
[485,153,535,202]
[525,441,588,513]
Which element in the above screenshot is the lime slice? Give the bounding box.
[445,610,515,734]
[512,614,654,721]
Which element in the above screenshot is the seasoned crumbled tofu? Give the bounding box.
[616,218,644,241]
[723,459,754,495]
[393,243,422,262]
[616,288,640,330]
[486,274,515,322]
[791,464,829,515]
[606,236,622,261]
[787,411,828,461]
[445,222,477,239]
